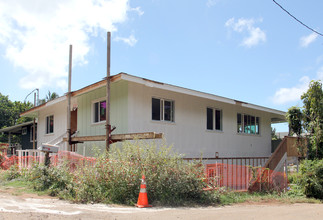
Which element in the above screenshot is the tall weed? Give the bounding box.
[64,141,217,205]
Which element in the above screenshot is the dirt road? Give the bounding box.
[0,190,322,220]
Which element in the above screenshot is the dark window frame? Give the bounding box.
[237,113,260,135]
[46,115,54,134]
[152,97,175,122]
[206,107,222,131]
[30,126,37,142]
[93,100,107,123]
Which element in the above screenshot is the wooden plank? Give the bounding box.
[63,132,163,142]
[112,132,163,141]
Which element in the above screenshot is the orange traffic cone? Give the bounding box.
[136,175,152,208]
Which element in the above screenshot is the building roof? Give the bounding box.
[0,121,35,134]
[20,95,67,117]
[21,72,286,122]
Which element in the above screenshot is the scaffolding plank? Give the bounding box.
[63,132,163,142]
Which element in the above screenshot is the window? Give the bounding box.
[152,98,174,122]
[93,100,106,123]
[206,108,222,131]
[30,126,37,142]
[46,115,54,134]
[22,127,27,135]
[237,113,259,135]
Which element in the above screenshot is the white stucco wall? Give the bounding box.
[127,81,273,158]
[75,81,128,155]
[33,77,279,158]
[37,99,68,150]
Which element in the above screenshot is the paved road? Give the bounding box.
[0,192,322,220]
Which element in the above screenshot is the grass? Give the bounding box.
[217,190,321,206]
[0,172,49,197]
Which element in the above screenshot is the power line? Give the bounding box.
[272,0,323,37]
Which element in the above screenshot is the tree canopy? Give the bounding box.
[286,106,303,136]
[301,80,323,158]
[286,80,323,159]
[0,93,34,143]
[0,93,33,129]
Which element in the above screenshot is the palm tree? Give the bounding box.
[46,91,59,101]
[38,91,59,105]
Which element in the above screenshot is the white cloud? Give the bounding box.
[206,0,219,7]
[225,17,266,47]
[115,34,138,47]
[300,32,318,48]
[271,67,323,105]
[0,0,140,90]
[130,6,144,16]
[271,76,310,105]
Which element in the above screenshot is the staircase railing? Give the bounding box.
[264,137,287,170]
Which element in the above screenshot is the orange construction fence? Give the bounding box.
[205,163,288,192]
[1,151,288,192]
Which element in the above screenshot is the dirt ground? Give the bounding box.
[0,188,323,220]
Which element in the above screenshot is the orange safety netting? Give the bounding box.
[0,155,18,170]
[0,151,97,170]
[205,163,288,192]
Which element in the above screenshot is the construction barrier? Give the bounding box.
[205,163,288,192]
[1,151,287,192]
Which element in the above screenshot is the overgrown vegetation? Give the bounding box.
[298,159,323,200]
[1,143,322,206]
[1,142,219,206]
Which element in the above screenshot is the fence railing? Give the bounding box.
[264,137,287,170]
[184,157,269,167]
[16,150,58,169]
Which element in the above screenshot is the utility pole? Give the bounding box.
[67,45,72,151]
[106,32,111,152]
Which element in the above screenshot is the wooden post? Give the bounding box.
[33,93,36,152]
[106,32,111,152]
[8,132,11,150]
[67,45,72,151]
[44,152,50,167]
[33,118,36,151]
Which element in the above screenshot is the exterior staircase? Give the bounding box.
[248,137,288,191]
[264,137,288,172]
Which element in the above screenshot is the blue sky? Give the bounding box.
[0,0,322,132]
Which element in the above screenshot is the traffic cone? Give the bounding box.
[136,175,152,208]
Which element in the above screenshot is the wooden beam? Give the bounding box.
[111,132,163,141]
[63,132,163,142]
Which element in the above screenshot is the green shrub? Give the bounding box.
[299,159,323,200]
[27,162,75,197]
[286,172,305,198]
[61,141,218,206]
